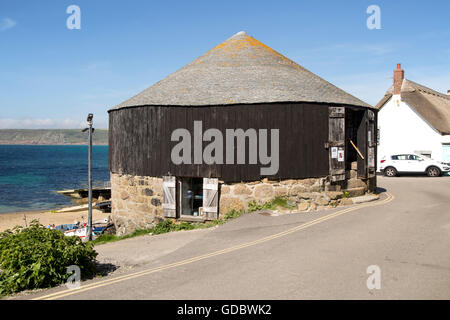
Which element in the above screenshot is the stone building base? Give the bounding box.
[110,174,164,236]
[110,172,371,236]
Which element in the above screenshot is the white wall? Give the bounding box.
[377,94,449,168]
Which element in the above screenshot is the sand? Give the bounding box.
[0,208,111,232]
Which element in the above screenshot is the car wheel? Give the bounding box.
[426,166,441,177]
[384,166,397,177]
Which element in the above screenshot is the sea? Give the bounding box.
[0,145,109,213]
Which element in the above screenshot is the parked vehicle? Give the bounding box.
[380,153,450,177]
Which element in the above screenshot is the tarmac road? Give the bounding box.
[16,175,450,300]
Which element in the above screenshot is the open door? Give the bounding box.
[357,111,368,178]
[202,178,219,220]
[162,176,177,218]
[367,110,376,178]
[356,110,376,179]
[328,107,346,181]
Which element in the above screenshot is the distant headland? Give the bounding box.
[0,129,108,145]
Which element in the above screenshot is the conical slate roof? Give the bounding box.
[113,31,371,110]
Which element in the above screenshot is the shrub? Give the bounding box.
[0,221,98,296]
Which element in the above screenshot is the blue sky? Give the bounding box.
[1,0,449,129]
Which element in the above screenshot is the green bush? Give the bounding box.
[0,221,98,296]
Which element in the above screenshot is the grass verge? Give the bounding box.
[91,209,243,246]
[247,196,296,212]
[92,196,295,246]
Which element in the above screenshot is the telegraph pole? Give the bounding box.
[83,113,94,241]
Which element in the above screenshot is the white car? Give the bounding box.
[380,153,450,177]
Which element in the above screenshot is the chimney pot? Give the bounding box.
[393,64,404,95]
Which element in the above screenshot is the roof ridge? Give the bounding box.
[403,79,450,100]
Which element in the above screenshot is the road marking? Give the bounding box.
[33,192,394,300]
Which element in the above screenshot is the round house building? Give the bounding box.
[108,31,377,235]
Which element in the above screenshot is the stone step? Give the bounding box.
[346,178,367,189]
[325,191,344,200]
[346,187,366,198]
[351,194,379,204]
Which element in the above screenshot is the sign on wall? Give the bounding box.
[337,149,345,162]
[331,147,338,159]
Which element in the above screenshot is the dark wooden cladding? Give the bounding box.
[109,103,330,183]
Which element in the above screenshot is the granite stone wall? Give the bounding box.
[218,177,327,216]
[111,165,369,235]
[110,173,164,236]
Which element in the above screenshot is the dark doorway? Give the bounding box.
[346,109,363,168]
[179,178,203,216]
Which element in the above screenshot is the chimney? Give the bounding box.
[393,63,404,95]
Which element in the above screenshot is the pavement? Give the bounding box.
[10,175,450,300]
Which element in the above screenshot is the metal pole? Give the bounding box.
[87,117,93,241]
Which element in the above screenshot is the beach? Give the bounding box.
[0,208,110,232]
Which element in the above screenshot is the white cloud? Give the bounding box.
[0,118,87,129]
[0,18,17,31]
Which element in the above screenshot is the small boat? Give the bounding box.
[64,227,87,238]
[93,224,107,235]
[56,187,111,200]
[53,223,79,231]
[55,204,89,213]
[64,225,107,239]
[94,200,111,213]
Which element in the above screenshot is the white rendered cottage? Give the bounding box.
[375,64,450,168]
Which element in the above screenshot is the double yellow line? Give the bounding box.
[34,192,394,300]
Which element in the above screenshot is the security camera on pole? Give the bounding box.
[82,113,94,241]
